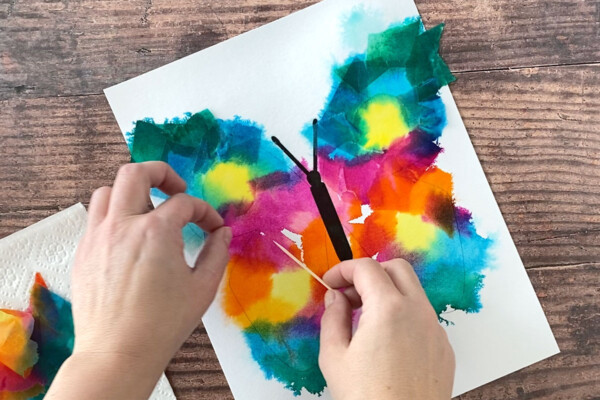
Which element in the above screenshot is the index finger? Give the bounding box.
[109,162,187,215]
[323,258,398,302]
[153,193,224,232]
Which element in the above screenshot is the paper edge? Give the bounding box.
[0,203,87,245]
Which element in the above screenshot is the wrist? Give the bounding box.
[46,351,166,399]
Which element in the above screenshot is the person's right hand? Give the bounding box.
[318,258,455,400]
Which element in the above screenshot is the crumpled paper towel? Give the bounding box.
[0,203,176,400]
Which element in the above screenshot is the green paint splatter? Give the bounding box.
[244,318,326,396]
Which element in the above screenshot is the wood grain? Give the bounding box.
[452,65,600,269]
[419,0,600,71]
[1,0,599,100]
[0,94,129,235]
[1,0,598,399]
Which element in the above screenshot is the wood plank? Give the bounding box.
[1,0,599,100]
[452,65,600,269]
[163,263,600,400]
[0,94,130,235]
[1,1,598,392]
[457,264,600,400]
[419,0,600,71]
[166,327,231,400]
[1,65,598,270]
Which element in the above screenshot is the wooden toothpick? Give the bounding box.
[272,240,333,291]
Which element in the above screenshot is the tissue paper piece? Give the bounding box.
[0,273,73,399]
[0,311,37,378]
[0,204,176,400]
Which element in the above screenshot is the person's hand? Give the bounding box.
[318,258,455,400]
[46,161,231,400]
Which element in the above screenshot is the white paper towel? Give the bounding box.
[0,203,177,400]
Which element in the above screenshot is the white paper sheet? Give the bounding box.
[0,204,176,400]
[104,0,560,398]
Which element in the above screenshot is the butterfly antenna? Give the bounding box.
[312,119,318,172]
[271,136,310,176]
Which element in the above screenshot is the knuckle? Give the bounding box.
[166,192,188,205]
[195,199,209,217]
[179,192,197,204]
[378,293,404,315]
[383,258,412,275]
[117,163,142,177]
[390,257,412,269]
[142,213,167,232]
[91,186,111,198]
[102,214,121,231]
[354,258,383,277]
[360,257,382,268]
[196,197,209,208]
[102,220,125,245]
[148,160,170,175]
[148,160,168,168]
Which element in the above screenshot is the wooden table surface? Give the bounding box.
[1,0,599,399]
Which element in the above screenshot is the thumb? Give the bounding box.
[319,290,352,369]
[192,226,232,307]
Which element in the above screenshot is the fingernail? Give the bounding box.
[223,227,232,246]
[324,290,335,308]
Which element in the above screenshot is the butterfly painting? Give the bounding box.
[106,0,559,397]
[127,17,493,396]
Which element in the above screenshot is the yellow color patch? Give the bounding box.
[359,96,410,151]
[202,162,254,207]
[0,311,38,376]
[271,269,312,311]
[238,269,311,326]
[395,213,437,252]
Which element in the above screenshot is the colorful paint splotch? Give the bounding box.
[0,274,74,399]
[128,17,493,396]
